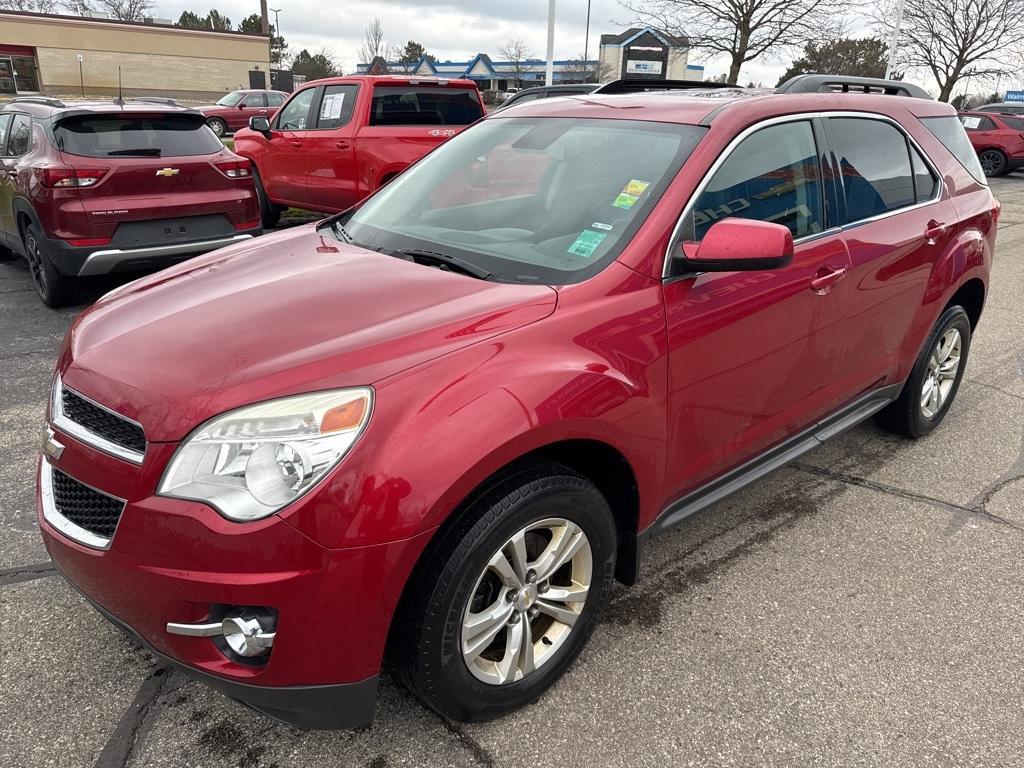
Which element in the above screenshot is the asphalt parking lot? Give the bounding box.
[2,181,1023,768]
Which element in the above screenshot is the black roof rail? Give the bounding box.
[776,74,932,100]
[594,78,742,95]
[10,95,66,108]
[126,96,183,107]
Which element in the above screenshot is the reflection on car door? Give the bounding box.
[826,116,954,395]
[261,86,318,207]
[662,119,852,498]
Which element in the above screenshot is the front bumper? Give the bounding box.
[37,427,431,729]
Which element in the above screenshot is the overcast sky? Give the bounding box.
[156,0,880,88]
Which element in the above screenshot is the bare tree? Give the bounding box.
[97,0,153,20]
[875,0,1024,102]
[61,0,93,14]
[562,53,598,83]
[498,38,533,87]
[0,0,62,12]
[619,0,851,84]
[358,17,386,64]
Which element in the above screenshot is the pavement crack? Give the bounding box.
[94,666,173,768]
[965,377,1024,402]
[791,463,1024,531]
[437,715,496,767]
[0,561,57,586]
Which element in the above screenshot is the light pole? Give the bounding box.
[884,0,906,80]
[270,7,281,36]
[583,0,592,80]
[545,0,556,86]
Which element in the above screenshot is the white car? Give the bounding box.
[502,88,521,102]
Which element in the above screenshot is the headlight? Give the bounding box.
[158,388,373,521]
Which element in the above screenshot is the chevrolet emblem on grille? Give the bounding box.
[155,167,180,177]
[43,427,64,461]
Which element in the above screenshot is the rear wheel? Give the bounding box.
[875,305,971,438]
[395,463,616,722]
[253,170,281,229]
[978,149,1008,177]
[23,222,79,308]
[207,117,228,138]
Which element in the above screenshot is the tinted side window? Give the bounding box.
[920,116,986,184]
[370,87,483,126]
[830,118,915,222]
[315,84,359,129]
[684,120,823,241]
[0,113,11,153]
[7,114,31,156]
[275,88,316,130]
[910,146,938,203]
[1001,115,1024,130]
[961,115,995,131]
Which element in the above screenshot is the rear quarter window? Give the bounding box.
[53,113,223,158]
[920,115,987,185]
[370,86,483,127]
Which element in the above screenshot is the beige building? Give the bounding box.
[0,10,271,100]
[598,27,702,82]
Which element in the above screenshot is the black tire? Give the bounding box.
[875,305,972,439]
[978,149,1008,177]
[395,462,616,722]
[22,221,79,308]
[207,117,228,138]
[253,170,281,229]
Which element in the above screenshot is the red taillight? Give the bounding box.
[234,219,261,231]
[39,166,108,188]
[215,159,252,179]
[67,237,112,247]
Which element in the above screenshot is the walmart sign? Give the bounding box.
[1005,90,1024,102]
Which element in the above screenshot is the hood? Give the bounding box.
[62,226,557,442]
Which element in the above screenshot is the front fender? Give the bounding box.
[280,333,668,551]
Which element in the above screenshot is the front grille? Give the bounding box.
[51,469,124,539]
[61,389,146,455]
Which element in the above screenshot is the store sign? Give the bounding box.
[1005,90,1024,102]
[626,60,663,75]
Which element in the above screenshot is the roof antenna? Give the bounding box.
[114,66,124,106]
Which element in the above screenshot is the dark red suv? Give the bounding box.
[38,76,995,729]
[958,110,1024,176]
[0,97,261,307]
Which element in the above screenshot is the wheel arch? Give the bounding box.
[944,276,986,329]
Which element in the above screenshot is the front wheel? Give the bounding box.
[207,117,228,138]
[395,464,616,722]
[978,149,1008,177]
[875,305,971,438]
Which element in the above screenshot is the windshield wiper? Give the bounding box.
[329,219,353,244]
[398,248,493,280]
[107,148,162,156]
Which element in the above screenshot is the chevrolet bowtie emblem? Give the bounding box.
[155,167,180,177]
[43,427,64,461]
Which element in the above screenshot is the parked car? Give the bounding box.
[495,83,600,111]
[197,89,289,137]
[958,110,1024,176]
[973,102,1024,117]
[233,75,485,227]
[0,97,261,307]
[39,75,994,729]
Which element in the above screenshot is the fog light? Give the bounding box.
[166,612,277,658]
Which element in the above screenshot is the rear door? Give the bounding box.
[299,83,360,211]
[259,86,319,206]
[0,112,15,244]
[826,115,954,396]
[53,112,251,244]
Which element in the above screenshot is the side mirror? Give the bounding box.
[681,218,793,272]
[249,116,271,135]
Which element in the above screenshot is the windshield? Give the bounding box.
[216,91,245,106]
[330,117,706,283]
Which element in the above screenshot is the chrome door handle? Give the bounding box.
[925,220,948,241]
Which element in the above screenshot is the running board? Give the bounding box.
[648,383,902,537]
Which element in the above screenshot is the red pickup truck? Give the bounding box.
[234,75,484,227]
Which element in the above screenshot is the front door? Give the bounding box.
[301,83,360,211]
[232,92,269,131]
[662,118,851,498]
[260,86,319,206]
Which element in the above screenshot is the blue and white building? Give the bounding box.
[357,52,600,90]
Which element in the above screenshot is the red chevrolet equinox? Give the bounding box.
[0,97,261,307]
[958,110,1024,177]
[38,75,996,729]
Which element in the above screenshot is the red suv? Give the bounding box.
[958,110,1024,176]
[38,76,995,729]
[196,89,289,138]
[233,75,484,227]
[0,97,261,307]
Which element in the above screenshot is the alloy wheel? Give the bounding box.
[209,119,226,137]
[920,328,962,418]
[25,228,48,299]
[461,518,592,686]
[979,150,1004,176]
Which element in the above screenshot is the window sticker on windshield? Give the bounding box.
[961,116,981,130]
[591,222,613,231]
[568,229,607,258]
[612,180,651,210]
[321,93,345,120]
